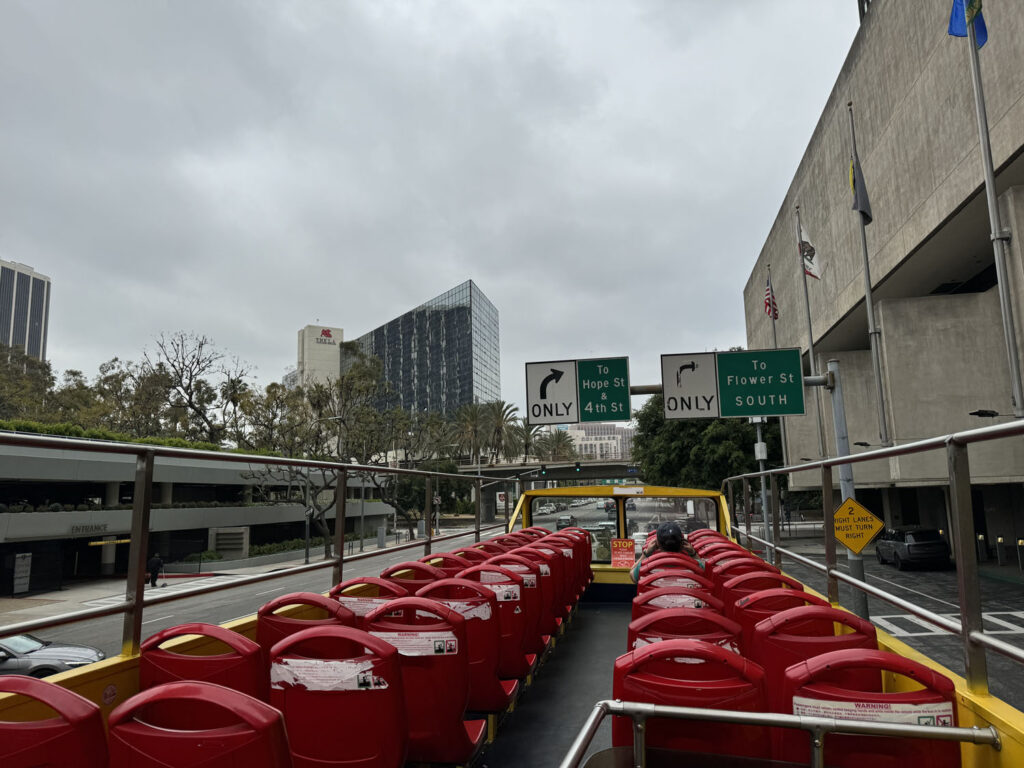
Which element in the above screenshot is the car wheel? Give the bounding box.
[894,552,905,571]
[876,548,886,564]
[30,668,56,679]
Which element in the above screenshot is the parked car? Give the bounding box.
[875,528,951,570]
[605,500,617,519]
[0,633,105,678]
[556,514,578,530]
[536,503,556,516]
[625,499,636,512]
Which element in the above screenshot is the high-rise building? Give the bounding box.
[284,325,345,389]
[355,280,500,415]
[0,260,51,361]
[566,423,635,461]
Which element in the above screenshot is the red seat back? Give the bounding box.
[269,625,406,768]
[418,553,473,578]
[140,622,266,701]
[379,561,447,593]
[641,552,704,574]
[329,577,409,626]
[416,578,517,712]
[524,540,574,618]
[488,553,547,655]
[687,528,724,542]
[710,557,779,590]
[718,571,804,617]
[449,546,491,565]
[732,588,829,649]
[510,546,562,636]
[631,586,724,621]
[543,533,586,598]
[455,564,530,679]
[256,592,355,654]
[694,540,746,558]
[109,681,290,768]
[365,597,484,764]
[612,639,770,760]
[627,608,743,654]
[474,540,511,555]
[779,649,959,768]
[0,676,108,768]
[637,568,714,595]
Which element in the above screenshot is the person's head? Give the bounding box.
[153,552,160,559]
[655,522,683,553]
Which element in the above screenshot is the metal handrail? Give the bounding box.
[558,699,1001,768]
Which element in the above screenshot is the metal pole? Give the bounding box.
[359,475,365,552]
[770,472,782,569]
[966,19,1024,417]
[304,511,310,565]
[756,422,772,549]
[424,476,432,556]
[847,103,892,447]
[948,439,989,694]
[332,469,347,585]
[742,479,752,541]
[475,479,483,543]
[796,206,827,457]
[504,487,510,529]
[767,264,790,467]
[827,359,869,619]
[122,450,154,657]
[821,464,838,603]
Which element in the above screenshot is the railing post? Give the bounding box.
[475,479,483,543]
[332,469,347,586]
[770,472,782,568]
[632,716,647,768]
[504,485,510,530]
[121,450,154,657]
[742,479,752,544]
[821,464,838,604]
[424,476,433,556]
[948,438,989,694]
[727,481,735,536]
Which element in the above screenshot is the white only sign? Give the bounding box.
[661,352,720,419]
[526,360,579,425]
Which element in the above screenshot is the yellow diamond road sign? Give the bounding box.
[833,497,884,554]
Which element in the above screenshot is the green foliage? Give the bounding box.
[183,550,223,562]
[632,395,781,491]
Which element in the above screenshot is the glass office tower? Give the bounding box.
[355,280,500,415]
[0,260,51,361]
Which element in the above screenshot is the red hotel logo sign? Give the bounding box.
[320,329,333,338]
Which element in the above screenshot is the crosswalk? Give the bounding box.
[873,611,1024,638]
[83,575,249,608]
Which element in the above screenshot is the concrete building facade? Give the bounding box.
[743,1,1024,541]
[0,260,50,361]
[284,324,345,388]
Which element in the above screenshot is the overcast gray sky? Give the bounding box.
[1,2,860,416]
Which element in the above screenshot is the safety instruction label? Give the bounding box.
[654,575,703,588]
[336,596,392,617]
[791,696,954,726]
[370,630,459,656]
[537,563,551,576]
[562,548,574,559]
[499,565,537,588]
[648,594,707,610]
[480,583,521,602]
[634,636,740,656]
[270,658,389,691]
[610,539,635,568]
[441,600,493,621]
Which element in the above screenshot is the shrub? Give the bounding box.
[0,503,7,513]
[75,504,88,511]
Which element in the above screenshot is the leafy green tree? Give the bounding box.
[0,345,56,421]
[511,418,543,464]
[631,394,780,490]
[535,429,577,461]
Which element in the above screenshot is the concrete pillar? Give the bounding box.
[100,535,116,576]
[243,485,253,504]
[104,482,119,508]
[159,483,173,505]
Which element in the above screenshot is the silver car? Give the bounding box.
[0,633,105,678]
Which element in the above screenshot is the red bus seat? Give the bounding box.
[455,563,533,679]
[449,546,492,564]
[524,540,575,619]
[631,586,724,621]
[636,568,714,595]
[717,570,804,615]
[328,577,409,626]
[418,552,474,578]
[416,578,520,712]
[627,608,743,654]
[710,556,779,588]
[779,649,960,768]
[640,551,704,574]
[731,587,829,649]
[488,553,548,655]
[256,592,355,655]
[510,545,563,635]
[140,622,266,701]
[612,639,771,760]
[379,561,447,593]
[0,675,108,768]
[364,597,486,765]
[109,681,290,768]
[269,625,406,768]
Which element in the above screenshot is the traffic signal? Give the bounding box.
[574,462,581,472]
[540,465,547,476]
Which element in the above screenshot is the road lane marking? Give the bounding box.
[256,587,284,596]
[142,615,175,625]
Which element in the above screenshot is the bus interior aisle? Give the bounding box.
[481,601,631,767]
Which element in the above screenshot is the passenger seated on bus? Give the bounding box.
[629,522,696,583]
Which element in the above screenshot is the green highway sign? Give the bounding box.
[716,348,804,417]
[578,357,630,422]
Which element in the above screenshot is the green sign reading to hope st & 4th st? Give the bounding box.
[716,348,804,417]
[577,357,630,423]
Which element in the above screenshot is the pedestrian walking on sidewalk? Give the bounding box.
[147,552,163,588]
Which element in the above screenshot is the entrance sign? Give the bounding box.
[661,353,719,419]
[716,348,805,417]
[610,539,636,568]
[526,360,579,425]
[832,497,884,554]
[578,357,630,423]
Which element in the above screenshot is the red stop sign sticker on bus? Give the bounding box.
[610,539,635,568]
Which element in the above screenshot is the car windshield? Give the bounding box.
[907,530,942,543]
[1,634,45,653]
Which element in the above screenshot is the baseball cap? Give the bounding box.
[656,522,683,552]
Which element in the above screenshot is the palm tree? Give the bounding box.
[535,429,577,462]
[482,400,519,464]
[512,418,543,464]
[455,403,486,469]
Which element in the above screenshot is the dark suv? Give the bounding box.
[875,528,950,570]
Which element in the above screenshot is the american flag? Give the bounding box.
[764,276,778,320]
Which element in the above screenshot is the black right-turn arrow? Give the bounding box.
[540,368,564,400]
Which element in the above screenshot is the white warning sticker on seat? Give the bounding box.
[648,594,706,609]
[441,599,493,621]
[634,636,740,656]
[336,596,392,617]
[270,658,389,691]
[791,696,955,726]
[370,630,459,656]
[538,564,551,576]
[480,583,521,602]
[654,576,702,588]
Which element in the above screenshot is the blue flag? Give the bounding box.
[948,0,987,48]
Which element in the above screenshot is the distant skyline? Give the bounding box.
[1,2,862,417]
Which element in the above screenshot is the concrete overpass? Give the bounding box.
[461,459,642,484]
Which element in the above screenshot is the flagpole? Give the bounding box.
[965,16,1024,417]
[847,102,892,446]
[795,206,827,457]
[767,264,789,466]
